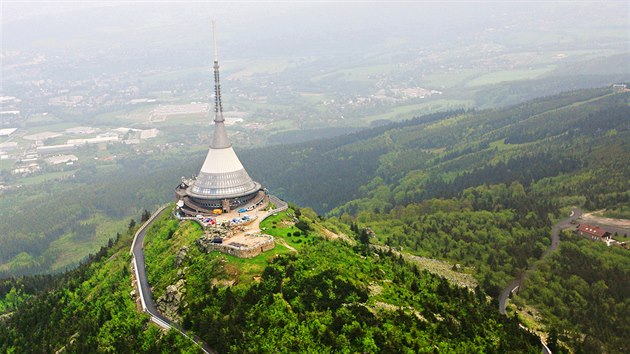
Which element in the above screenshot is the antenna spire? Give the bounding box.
[212,20,224,123]
[212,20,219,62]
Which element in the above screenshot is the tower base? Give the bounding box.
[175,184,266,216]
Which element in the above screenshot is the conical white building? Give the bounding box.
[176,23,264,214]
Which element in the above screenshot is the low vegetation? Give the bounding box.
[352,183,552,297]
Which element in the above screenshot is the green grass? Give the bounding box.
[25,113,62,125]
[311,63,398,83]
[614,234,630,242]
[2,252,37,273]
[259,210,316,251]
[597,206,630,221]
[421,68,483,88]
[141,67,205,85]
[465,66,556,87]
[0,159,14,172]
[298,92,327,104]
[361,99,474,123]
[47,214,128,272]
[17,170,78,186]
[263,119,296,131]
[153,113,209,126]
[221,244,294,287]
[228,57,290,77]
[21,122,75,133]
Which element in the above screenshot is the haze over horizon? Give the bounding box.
[1,3,629,353]
[3,1,628,70]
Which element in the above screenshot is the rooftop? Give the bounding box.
[577,224,609,238]
[0,128,18,136]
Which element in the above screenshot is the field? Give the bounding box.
[465,66,556,87]
[362,99,474,123]
[48,214,128,271]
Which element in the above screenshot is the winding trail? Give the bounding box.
[278,239,298,254]
[130,206,214,354]
[498,208,582,314]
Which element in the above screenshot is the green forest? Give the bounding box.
[1,88,629,352]
[0,207,545,352]
[516,232,630,353]
[2,87,627,276]
[0,221,200,353]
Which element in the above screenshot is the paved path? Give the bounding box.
[497,208,582,354]
[130,206,214,354]
[498,207,582,314]
[268,195,288,213]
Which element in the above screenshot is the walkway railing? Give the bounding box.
[130,204,169,256]
[259,195,288,224]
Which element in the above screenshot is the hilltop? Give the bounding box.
[1,206,542,352]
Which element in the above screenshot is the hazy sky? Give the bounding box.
[1,1,628,70]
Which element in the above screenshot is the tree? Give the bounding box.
[359,228,371,256]
[141,209,151,223]
[547,327,559,353]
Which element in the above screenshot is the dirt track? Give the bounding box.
[578,210,630,236]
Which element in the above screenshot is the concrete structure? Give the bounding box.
[67,134,119,145]
[198,233,275,259]
[23,131,62,141]
[36,144,77,154]
[65,126,97,135]
[176,23,263,215]
[45,154,78,165]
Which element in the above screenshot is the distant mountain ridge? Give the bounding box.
[241,87,629,214]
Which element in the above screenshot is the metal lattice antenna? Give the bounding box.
[212,20,224,123]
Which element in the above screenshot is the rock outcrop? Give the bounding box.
[175,246,189,267]
[156,279,186,323]
[195,225,230,253]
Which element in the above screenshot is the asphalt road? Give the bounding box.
[498,208,582,314]
[131,206,213,354]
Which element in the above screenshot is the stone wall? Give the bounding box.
[200,234,275,258]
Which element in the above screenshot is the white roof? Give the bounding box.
[45,154,78,165]
[199,146,245,174]
[0,128,17,136]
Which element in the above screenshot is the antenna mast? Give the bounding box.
[212,20,224,122]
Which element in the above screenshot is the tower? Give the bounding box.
[176,21,263,215]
